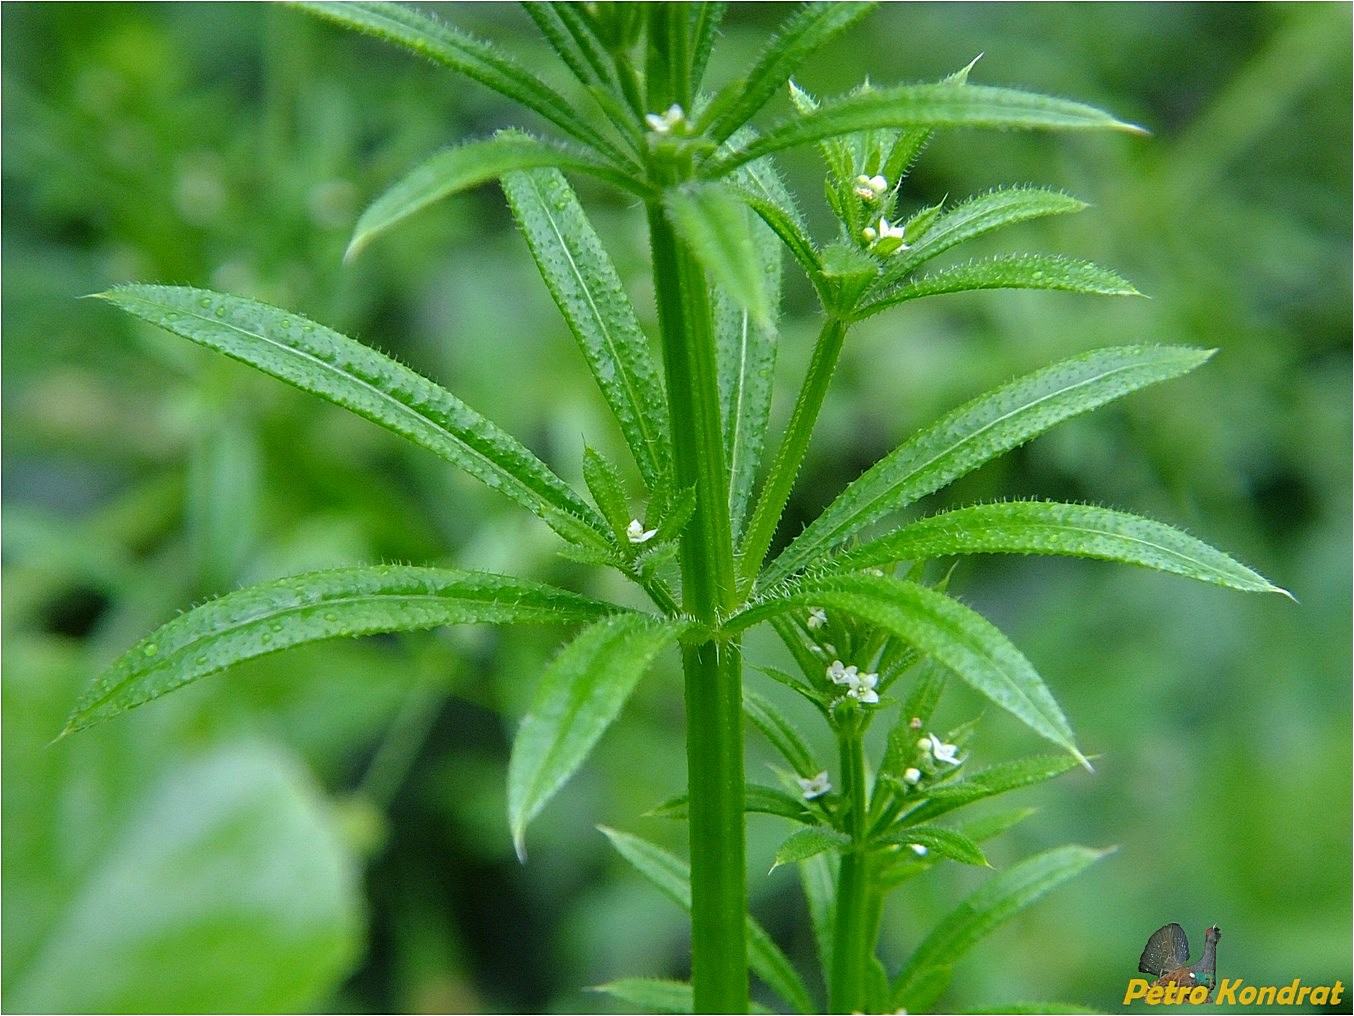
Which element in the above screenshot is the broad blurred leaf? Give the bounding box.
[503,166,671,487]
[6,743,360,1013]
[838,500,1290,595]
[508,614,681,859]
[66,565,617,735]
[759,346,1214,587]
[709,83,1145,174]
[94,286,611,550]
[891,845,1112,1012]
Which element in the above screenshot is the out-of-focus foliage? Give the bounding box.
[3,3,1348,1012]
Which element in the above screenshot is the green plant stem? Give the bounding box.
[830,725,873,1014]
[739,315,850,590]
[647,203,748,1014]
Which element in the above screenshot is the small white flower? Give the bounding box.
[868,216,909,255]
[847,669,879,704]
[644,103,686,135]
[919,732,963,766]
[626,518,658,544]
[807,607,828,630]
[853,173,889,201]
[827,659,855,685]
[909,843,928,856]
[797,770,832,800]
[903,767,922,785]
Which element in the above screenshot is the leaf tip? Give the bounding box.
[512,827,528,864]
[343,235,368,265]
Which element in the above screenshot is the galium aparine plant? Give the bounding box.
[64,4,1290,1012]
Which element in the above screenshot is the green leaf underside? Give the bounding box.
[509,614,681,860]
[760,346,1213,588]
[601,828,816,1015]
[95,286,609,550]
[772,827,850,869]
[838,501,1287,594]
[730,573,1086,764]
[291,2,620,159]
[877,825,988,867]
[502,167,670,487]
[709,83,1145,175]
[891,845,1111,1012]
[666,182,774,331]
[66,566,616,735]
[346,133,635,261]
[874,187,1088,291]
[860,254,1139,318]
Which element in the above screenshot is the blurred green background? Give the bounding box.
[3,3,1349,1013]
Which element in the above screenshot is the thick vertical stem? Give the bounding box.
[648,204,747,1013]
[829,728,872,1014]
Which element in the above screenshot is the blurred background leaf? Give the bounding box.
[3,3,1348,1012]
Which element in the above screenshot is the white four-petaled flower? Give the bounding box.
[645,103,686,135]
[797,771,832,800]
[826,659,880,704]
[807,607,827,630]
[862,216,909,255]
[626,518,658,544]
[918,732,963,766]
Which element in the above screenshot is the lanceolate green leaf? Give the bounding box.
[700,2,876,144]
[891,845,1112,1012]
[64,566,617,736]
[875,825,988,867]
[771,827,850,870]
[900,755,1085,826]
[346,133,639,262]
[760,346,1214,587]
[729,572,1088,765]
[502,166,671,487]
[859,254,1139,318]
[601,828,817,1015]
[509,614,681,860]
[708,83,1145,175]
[95,286,610,551]
[291,1,624,161]
[837,500,1290,595]
[871,186,1090,293]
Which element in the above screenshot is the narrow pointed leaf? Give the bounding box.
[701,2,875,143]
[891,845,1112,1012]
[799,852,837,982]
[346,133,637,261]
[65,566,617,735]
[838,500,1290,595]
[601,829,816,1014]
[876,825,988,867]
[590,979,695,1014]
[714,160,784,537]
[291,1,621,158]
[647,784,816,824]
[709,83,1145,175]
[729,573,1087,765]
[901,755,1084,826]
[872,186,1089,293]
[509,614,680,859]
[665,181,773,331]
[861,254,1139,318]
[771,827,850,870]
[760,346,1214,587]
[744,689,816,775]
[95,286,610,551]
[522,3,612,90]
[503,166,671,487]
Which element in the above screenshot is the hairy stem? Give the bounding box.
[648,202,748,1013]
[830,726,873,1013]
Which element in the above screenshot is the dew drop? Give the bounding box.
[143,642,159,657]
[199,296,212,308]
